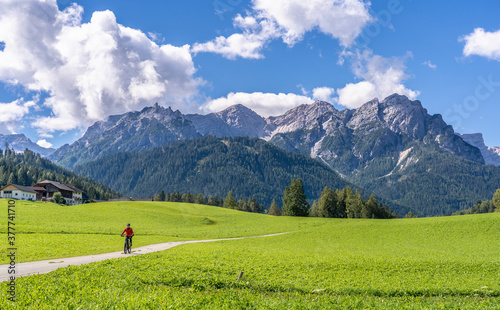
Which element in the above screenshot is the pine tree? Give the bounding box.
[194,193,207,205]
[154,190,166,201]
[309,200,319,217]
[493,189,500,211]
[208,196,220,206]
[318,186,338,218]
[7,172,17,185]
[224,191,237,209]
[361,194,378,219]
[249,198,261,213]
[346,190,363,218]
[269,199,281,216]
[282,179,310,217]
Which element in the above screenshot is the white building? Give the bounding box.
[0,184,37,201]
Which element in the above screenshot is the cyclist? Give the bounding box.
[121,223,134,249]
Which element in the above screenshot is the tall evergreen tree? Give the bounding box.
[282,179,310,217]
[7,172,17,185]
[318,186,338,218]
[346,190,363,218]
[224,191,237,209]
[269,199,281,216]
[361,194,378,219]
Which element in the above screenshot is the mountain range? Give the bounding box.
[0,134,55,157]
[36,93,499,216]
[49,94,488,168]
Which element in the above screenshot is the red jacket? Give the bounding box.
[122,227,134,237]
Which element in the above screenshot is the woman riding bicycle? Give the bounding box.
[121,223,134,248]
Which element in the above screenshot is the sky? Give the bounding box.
[0,0,499,149]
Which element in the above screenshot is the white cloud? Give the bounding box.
[202,92,313,117]
[252,0,373,46]
[336,50,420,108]
[0,99,35,134]
[312,87,336,102]
[0,0,203,135]
[36,139,53,149]
[194,0,373,59]
[461,28,500,61]
[192,15,280,59]
[422,60,437,69]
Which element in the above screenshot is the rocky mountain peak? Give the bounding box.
[0,133,55,157]
[459,133,500,166]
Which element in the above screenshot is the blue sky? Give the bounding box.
[0,0,499,148]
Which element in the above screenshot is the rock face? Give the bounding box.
[0,134,55,157]
[268,94,484,171]
[49,103,201,168]
[187,104,267,138]
[51,94,485,171]
[459,133,500,166]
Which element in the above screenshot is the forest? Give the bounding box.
[0,144,118,200]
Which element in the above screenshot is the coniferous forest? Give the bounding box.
[0,144,118,200]
[74,136,405,213]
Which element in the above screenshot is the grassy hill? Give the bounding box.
[1,200,500,308]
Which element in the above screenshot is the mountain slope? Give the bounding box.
[73,136,406,213]
[49,104,201,168]
[0,148,118,199]
[49,94,498,215]
[0,134,54,157]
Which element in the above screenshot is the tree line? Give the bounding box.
[153,178,397,219]
[452,189,500,215]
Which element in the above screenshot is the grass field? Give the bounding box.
[1,199,500,309]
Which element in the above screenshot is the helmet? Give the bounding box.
[127,223,130,226]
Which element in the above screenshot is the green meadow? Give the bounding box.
[1,199,500,309]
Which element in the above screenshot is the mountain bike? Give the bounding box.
[122,235,132,254]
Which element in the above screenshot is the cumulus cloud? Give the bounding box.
[36,139,53,149]
[461,28,500,61]
[0,99,35,134]
[192,15,280,59]
[312,87,336,102]
[0,0,203,135]
[202,92,313,117]
[336,50,420,108]
[252,0,372,46]
[195,0,373,59]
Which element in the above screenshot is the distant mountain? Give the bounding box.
[49,103,201,168]
[459,133,500,166]
[73,136,407,214]
[0,134,55,157]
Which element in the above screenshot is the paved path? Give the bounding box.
[0,233,289,282]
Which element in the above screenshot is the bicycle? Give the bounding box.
[122,235,132,254]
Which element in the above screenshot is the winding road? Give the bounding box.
[0,232,290,282]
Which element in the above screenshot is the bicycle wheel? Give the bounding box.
[124,238,129,254]
[128,240,132,254]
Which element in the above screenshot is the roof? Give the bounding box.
[31,187,46,191]
[0,184,36,193]
[65,184,84,193]
[36,180,76,192]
